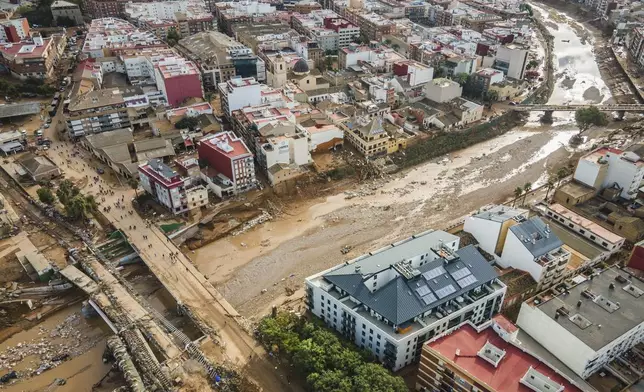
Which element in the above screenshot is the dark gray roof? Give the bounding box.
[509,217,563,257]
[536,267,644,351]
[18,153,59,175]
[293,58,310,74]
[324,245,499,325]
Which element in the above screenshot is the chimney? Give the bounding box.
[577,300,582,308]
[609,283,615,290]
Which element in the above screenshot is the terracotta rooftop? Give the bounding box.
[426,323,582,392]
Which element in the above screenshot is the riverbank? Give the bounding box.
[531,0,642,104]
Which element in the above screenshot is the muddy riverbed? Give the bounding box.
[191,5,626,319]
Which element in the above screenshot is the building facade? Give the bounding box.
[573,146,644,200]
[305,229,506,371]
[51,1,84,25]
[217,76,263,117]
[498,217,571,290]
[197,131,256,196]
[138,158,208,214]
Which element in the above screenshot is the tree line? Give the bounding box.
[37,179,97,221]
[257,312,408,392]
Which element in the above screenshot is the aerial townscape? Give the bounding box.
[0,0,643,389]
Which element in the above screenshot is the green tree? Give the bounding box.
[307,370,353,392]
[292,339,327,374]
[527,59,539,69]
[56,179,80,206]
[392,43,400,51]
[175,116,199,130]
[37,187,55,204]
[453,72,470,87]
[65,194,95,220]
[384,39,392,45]
[55,16,76,27]
[545,176,555,200]
[513,186,522,207]
[166,27,180,46]
[523,182,532,206]
[574,107,608,134]
[485,90,499,103]
[354,363,409,392]
[128,177,139,198]
[556,167,569,187]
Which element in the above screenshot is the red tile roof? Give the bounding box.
[426,323,582,392]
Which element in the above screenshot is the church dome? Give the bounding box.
[292,58,310,75]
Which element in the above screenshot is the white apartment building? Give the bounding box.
[499,217,571,290]
[573,146,644,200]
[423,78,462,103]
[305,230,506,371]
[138,158,208,215]
[218,77,263,117]
[464,205,529,256]
[492,44,528,80]
[255,121,311,170]
[517,267,644,378]
[545,204,625,252]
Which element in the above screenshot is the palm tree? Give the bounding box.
[556,167,569,187]
[523,182,532,206]
[513,187,523,207]
[545,177,555,200]
[129,177,140,198]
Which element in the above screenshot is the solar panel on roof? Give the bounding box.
[423,266,446,281]
[421,293,437,305]
[435,284,456,299]
[415,285,431,296]
[457,275,478,288]
[450,267,472,280]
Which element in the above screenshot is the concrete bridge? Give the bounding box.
[512,104,644,112]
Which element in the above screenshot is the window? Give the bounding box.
[362,331,366,336]
[333,304,337,309]
[580,229,585,234]
[361,338,365,343]
[376,348,380,354]
[373,281,377,287]
[377,334,381,339]
[590,235,596,240]
[602,241,608,247]
[363,324,366,329]
[369,343,372,348]
[327,299,330,304]
[568,223,574,228]
[369,336,373,341]
[370,329,373,334]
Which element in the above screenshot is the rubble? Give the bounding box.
[0,312,101,382]
[231,211,272,236]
